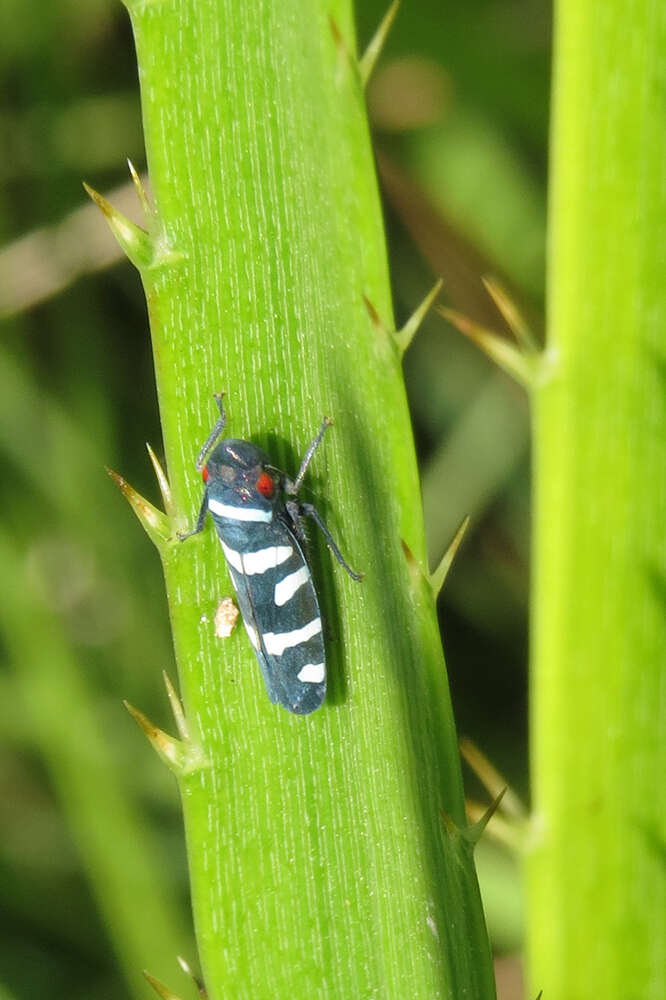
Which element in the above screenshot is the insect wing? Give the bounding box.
[217,520,326,714]
[227,566,280,704]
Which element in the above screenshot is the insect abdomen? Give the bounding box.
[211,514,326,715]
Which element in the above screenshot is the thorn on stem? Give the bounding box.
[142,970,182,1000]
[394,277,443,356]
[177,956,207,998]
[438,305,537,388]
[430,515,470,596]
[359,0,400,88]
[124,699,208,776]
[83,181,154,270]
[460,737,527,820]
[465,787,507,846]
[127,158,154,221]
[163,671,189,741]
[146,442,173,515]
[106,465,172,549]
[482,274,538,355]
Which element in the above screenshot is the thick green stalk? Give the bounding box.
[528,2,666,997]
[117,0,495,997]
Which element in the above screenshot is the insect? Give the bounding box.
[180,393,361,715]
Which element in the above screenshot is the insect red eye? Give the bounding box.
[202,466,209,483]
[256,472,274,498]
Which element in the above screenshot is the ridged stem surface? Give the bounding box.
[125,1,495,997]
[529,2,666,996]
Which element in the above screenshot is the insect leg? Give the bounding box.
[284,499,307,543]
[299,502,363,581]
[285,416,332,495]
[178,488,209,540]
[195,392,227,471]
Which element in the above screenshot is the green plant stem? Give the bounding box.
[0,534,189,998]
[123,0,495,997]
[528,2,666,997]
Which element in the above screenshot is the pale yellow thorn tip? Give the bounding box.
[176,956,192,976]
[359,0,400,88]
[142,970,183,1000]
[83,181,153,270]
[430,515,470,597]
[146,442,173,515]
[163,670,189,741]
[106,466,171,549]
[482,275,537,355]
[395,278,444,357]
[127,158,154,221]
[438,305,536,388]
[177,956,206,996]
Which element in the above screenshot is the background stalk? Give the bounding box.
[528,2,666,997]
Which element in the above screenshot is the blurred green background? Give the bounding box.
[0,1,549,997]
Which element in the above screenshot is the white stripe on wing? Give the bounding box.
[263,618,322,656]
